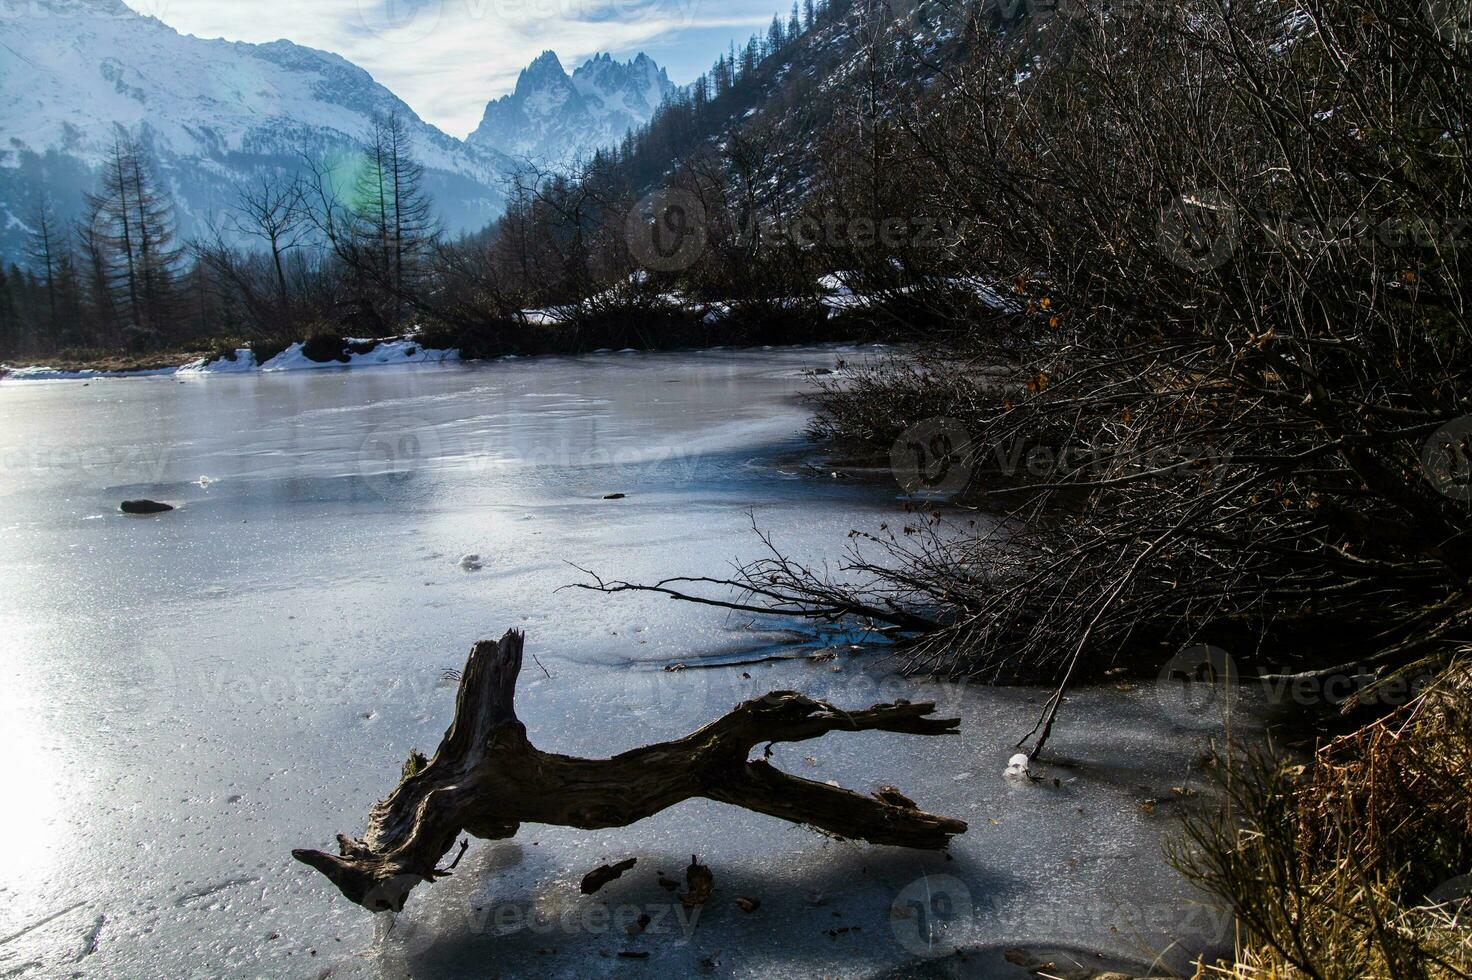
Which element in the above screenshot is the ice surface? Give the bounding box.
[0,346,1265,977]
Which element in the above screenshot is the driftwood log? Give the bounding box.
[294,629,967,912]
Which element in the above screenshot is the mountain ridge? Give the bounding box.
[0,3,673,256]
[467,50,676,165]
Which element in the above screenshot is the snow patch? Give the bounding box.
[177,349,258,373]
[257,339,457,372]
[3,339,459,382]
[0,364,178,381]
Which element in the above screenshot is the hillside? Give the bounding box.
[0,0,678,254]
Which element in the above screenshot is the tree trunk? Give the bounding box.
[294,629,967,913]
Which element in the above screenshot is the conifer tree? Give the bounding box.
[24,194,65,341]
[85,136,182,339]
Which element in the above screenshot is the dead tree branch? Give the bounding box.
[293,629,967,913]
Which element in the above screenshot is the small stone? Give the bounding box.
[1004,753,1032,779]
[120,499,172,514]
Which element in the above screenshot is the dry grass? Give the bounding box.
[1,345,231,374]
[1176,662,1472,979]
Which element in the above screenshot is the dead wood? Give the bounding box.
[681,855,714,908]
[580,858,637,895]
[293,629,967,912]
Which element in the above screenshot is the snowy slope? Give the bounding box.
[467,51,675,164]
[0,0,514,252]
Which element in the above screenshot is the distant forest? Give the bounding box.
[0,0,917,362]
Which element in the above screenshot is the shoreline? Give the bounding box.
[1,335,881,383]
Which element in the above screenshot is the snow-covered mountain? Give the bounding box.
[0,0,513,255]
[467,51,676,165]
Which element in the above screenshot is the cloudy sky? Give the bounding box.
[122,0,784,137]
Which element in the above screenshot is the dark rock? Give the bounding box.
[248,339,291,365]
[120,499,173,514]
[300,333,351,363]
[603,493,627,500]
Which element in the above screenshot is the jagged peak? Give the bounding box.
[468,49,674,161]
[571,51,671,88]
[525,50,566,73]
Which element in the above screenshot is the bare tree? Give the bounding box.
[229,173,309,321]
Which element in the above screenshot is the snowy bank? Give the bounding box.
[182,339,460,374]
[3,338,460,382]
[0,364,181,381]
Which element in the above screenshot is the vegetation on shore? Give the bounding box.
[580,0,1472,970]
[0,344,234,375]
[1178,662,1472,977]
[831,3,1472,972]
[0,309,871,375]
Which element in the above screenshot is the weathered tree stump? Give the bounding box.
[294,630,967,912]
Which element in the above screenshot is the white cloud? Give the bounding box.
[125,0,777,137]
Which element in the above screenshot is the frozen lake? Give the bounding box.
[0,347,1260,978]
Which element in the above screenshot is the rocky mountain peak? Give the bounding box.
[467,50,675,164]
